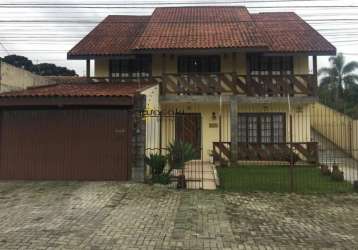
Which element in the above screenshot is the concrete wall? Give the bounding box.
[0,62,53,92]
[310,102,357,159]
[95,53,309,77]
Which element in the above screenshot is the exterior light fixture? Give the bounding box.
[212,112,217,120]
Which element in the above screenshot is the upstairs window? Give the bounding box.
[248,54,293,75]
[178,55,220,73]
[110,55,151,78]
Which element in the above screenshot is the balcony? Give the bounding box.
[161,73,317,97]
[88,72,317,97]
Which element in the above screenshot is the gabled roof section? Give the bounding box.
[132,6,268,50]
[67,6,336,57]
[252,12,336,54]
[68,15,150,59]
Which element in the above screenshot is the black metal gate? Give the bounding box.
[142,110,208,189]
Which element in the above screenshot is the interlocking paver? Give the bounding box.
[0,182,357,249]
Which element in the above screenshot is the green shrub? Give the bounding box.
[167,140,197,189]
[167,140,197,171]
[152,174,171,185]
[331,165,344,182]
[320,165,331,176]
[145,153,167,177]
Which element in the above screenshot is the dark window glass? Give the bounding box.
[178,55,220,73]
[110,55,151,78]
[247,54,293,75]
[238,113,285,143]
[238,116,247,143]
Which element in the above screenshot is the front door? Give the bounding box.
[175,113,202,159]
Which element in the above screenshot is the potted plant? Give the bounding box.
[144,153,170,184]
[320,165,331,176]
[331,165,344,182]
[167,140,197,189]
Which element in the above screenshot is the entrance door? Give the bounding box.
[175,113,201,159]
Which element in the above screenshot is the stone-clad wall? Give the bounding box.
[131,94,146,182]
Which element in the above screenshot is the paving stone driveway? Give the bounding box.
[0,182,357,250]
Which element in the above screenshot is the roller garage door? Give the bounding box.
[0,108,131,180]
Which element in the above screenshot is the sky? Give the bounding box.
[0,0,357,76]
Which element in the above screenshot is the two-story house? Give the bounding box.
[0,6,335,182]
[68,6,335,163]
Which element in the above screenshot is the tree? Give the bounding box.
[1,55,77,76]
[318,53,358,103]
[2,55,34,71]
[33,63,76,76]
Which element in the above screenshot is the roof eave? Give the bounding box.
[263,49,337,56]
[131,46,270,54]
[67,53,138,60]
[0,96,134,107]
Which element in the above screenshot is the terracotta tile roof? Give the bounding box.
[252,12,336,54]
[0,83,153,98]
[132,6,268,50]
[68,15,150,58]
[67,6,336,56]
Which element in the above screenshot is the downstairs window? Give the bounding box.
[238,113,286,143]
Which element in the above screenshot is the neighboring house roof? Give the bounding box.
[252,12,337,54]
[68,15,150,58]
[67,6,336,58]
[0,83,153,98]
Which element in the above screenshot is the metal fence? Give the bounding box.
[142,103,358,193]
[143,111,212,190]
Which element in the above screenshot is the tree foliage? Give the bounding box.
[318,53,358,118]
[0,55,77,76]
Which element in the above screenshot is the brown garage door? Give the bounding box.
[0,108,131,180]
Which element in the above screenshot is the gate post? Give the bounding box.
[132,95,146,182]
[230,96,238,164]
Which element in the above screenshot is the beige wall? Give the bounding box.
[160,102,311,161]
[294,55,309,74]
[0,62,53,92]
[94,53,309,77]
[94,59,109,77]
[141,85,161,155]
[310,102,357,159]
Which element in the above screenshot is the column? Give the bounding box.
[230,96,238,164]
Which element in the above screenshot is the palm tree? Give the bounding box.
[319,53,358,102]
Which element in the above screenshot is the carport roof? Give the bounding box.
[0,83,152,98]
[0,83,154,107]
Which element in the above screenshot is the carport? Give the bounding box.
[0,83,147,181]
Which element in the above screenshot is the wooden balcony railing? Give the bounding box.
[212,142,319,164]
[162,73,317,97]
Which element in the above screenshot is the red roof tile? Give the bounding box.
[67,6,336,56]
[0,83,152,98]
[68,15,150,58]
[252,12,336,54]
[132,6,267,50]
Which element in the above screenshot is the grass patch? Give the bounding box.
[218,165,353,194]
